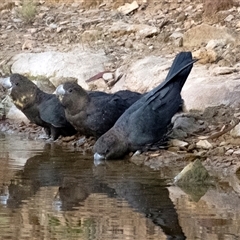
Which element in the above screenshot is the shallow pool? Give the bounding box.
[0,134,240,239]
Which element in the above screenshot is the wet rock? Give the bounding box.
[130,153,146,166]
[174,159,211,185]
[144,151,185,170]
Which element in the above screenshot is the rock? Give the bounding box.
[170,31,183,39]
[132,42,146,51]
[107,21,133,35]
[81,30,102,42]
[175,38,183,47]
[196,140,213,149]
[173,159,212,201]
[117,1,139,15]
[10,49,109,89]
[110,54,240,112]
[125,39,133,48]
[111,56,170,93]
[176,12,187,23]
[168,146,181,152]
[206,39,227,50]
[183,23,237,48]
[108,22,158,38]
[144,151,185,170]
[236,21,240,29]
[233,149,240,155]
[170,139,189,148]
[225,149,234,155]
[169,32,183,47]
[188,143,196,151]
[6,105,29,123]
[224,14,234,22]
[230,123,240,138]
[211,66,237,76]
[208,146,225,156]
[1,34,8,40]
[49,77,78,91]
[136,25,159,38]
[88,78,108,91]
[192,48,218,64]
[182,65,240,111]
[130,153,146,166]
[172,115,206,135]
[170,128,188,139]
[33,76,56,93]
[102,72,113,81]
[174,159,211,185]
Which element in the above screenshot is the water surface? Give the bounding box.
[0,134,240,239]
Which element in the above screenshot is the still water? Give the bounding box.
[0,134,240,240]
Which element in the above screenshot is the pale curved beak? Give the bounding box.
[94,152,105,161]
[54,84,65,95]
[0,77,12,89]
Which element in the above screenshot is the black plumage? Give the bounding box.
[55,82,142,138]
[1,73,77,140]
[93,52,197,160]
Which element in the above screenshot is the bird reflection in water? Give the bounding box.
[1,148,186,239]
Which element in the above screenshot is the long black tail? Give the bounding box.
[146,52,197,104]
[164,51,196,90]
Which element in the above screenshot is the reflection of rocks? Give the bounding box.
[174,159,212,201]
[169,184,240,239]
[174,159,211,185]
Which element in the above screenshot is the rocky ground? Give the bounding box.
[1,0,240,73]
[1,0,240,187]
